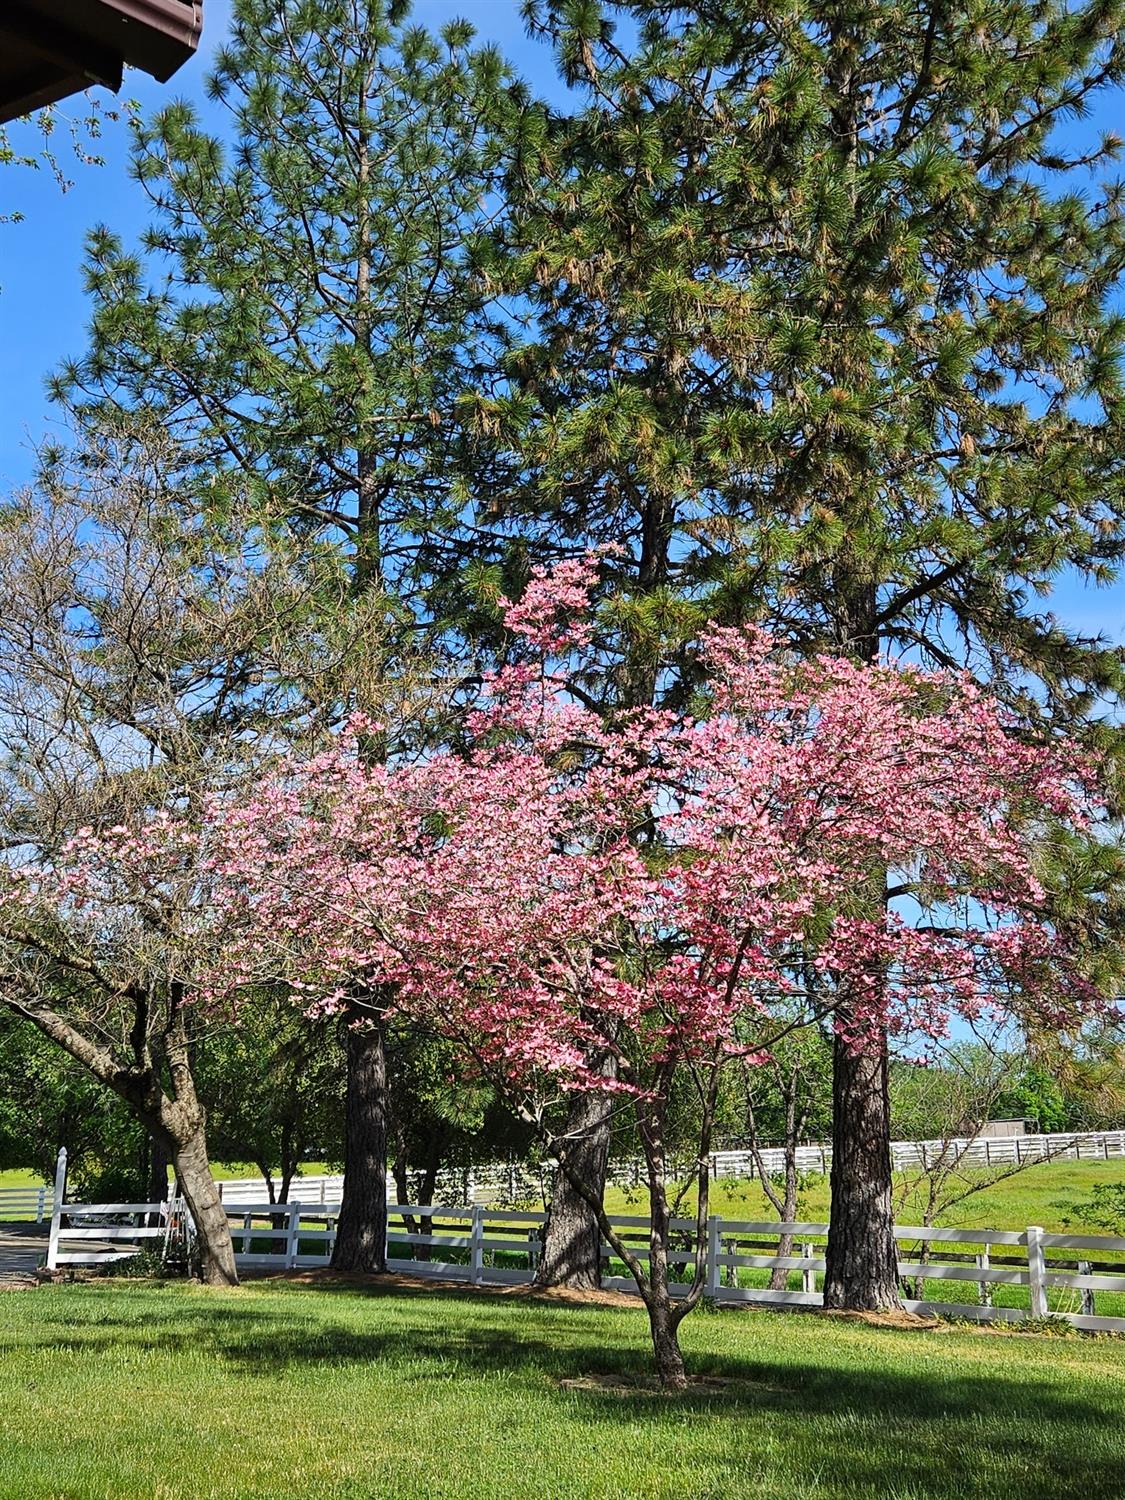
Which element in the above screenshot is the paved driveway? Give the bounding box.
[0,1222,47,1275]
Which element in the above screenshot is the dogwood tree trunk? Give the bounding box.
[172,1124,239,1286]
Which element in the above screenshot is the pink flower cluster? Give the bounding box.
[496,552,603,654]
[2,560,1107,1106]
[188,563,1107,1101]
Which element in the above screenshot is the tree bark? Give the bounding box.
[535,484,672,1291]
[638,1086,692,1390]
[534,1083,613,1290]
[823,1027,902,1310]
[647,1296,688,1390]
[331,1016,388,1274]
[148,1133,170,1195]
[768,1150,800,1293]
[146,1133,172,1228]
[171,1123,239,1286]
[392,1121,442,1263]
[5,990,239,1285]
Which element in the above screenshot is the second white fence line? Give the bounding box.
[0,1185,52,1221]
[212,1128,1125,1207]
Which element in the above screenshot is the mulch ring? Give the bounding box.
[557,1372,782,1397]
[247,1267,642,1308]
[820,1307,944,1331]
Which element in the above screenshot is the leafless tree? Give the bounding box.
[0,425,445,1280]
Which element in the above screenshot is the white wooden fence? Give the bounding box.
[43,1172,1125,1334]
[42,1149,190,1269]
[46,1199,182,1267]
[13,1128,1123,1224]
[212,1129,1125,1208]
[712,1127,1125,1178]
[0,1185,52,1221]
[10,1129,1122,1223]
[222,1201,1125,1331]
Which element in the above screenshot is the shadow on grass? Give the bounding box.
[7,1280,1125,1499]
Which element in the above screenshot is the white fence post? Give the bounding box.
[470,1204,484,1285]
[977,1249,992,1307]
[1078,1261,1095,1318]
[706,1215,721,1297]
[45,1147,67,1271]
[286,1204,301,1269]
[1027,1225,1048,1318]
[802,1243,815,1296]
[36,1186,46,1223]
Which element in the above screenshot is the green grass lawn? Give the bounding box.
[0,1279,1122,1500]
[0,1166,49,1191]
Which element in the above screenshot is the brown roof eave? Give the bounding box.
[1,69,121,125]
[0,2,202,126]
[96,0,203,81]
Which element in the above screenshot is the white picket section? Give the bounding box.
[48,1202,174,1267]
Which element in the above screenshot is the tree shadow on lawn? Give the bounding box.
[9,1284,1125,1500]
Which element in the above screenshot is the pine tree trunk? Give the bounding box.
[392,1129,441,1263]
[171,1126,239,1287]
[331,1017,388,1274]
[823,1028,902,1310]
[534,1085,612,1290]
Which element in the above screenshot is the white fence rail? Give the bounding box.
[12,1129,1125,1223]
[214,1129,1125,1208]
[0,1186,52,1221]
[42,1149,189,1269]
[47,1201,179,1267]
[48,1184,1125,1334]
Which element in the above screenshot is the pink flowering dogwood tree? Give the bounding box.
[206,560,1105,1386]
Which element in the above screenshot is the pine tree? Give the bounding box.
[56,0,522,1273]
[479,0,1125,1303]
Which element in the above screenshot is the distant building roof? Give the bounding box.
[0,1,202,125]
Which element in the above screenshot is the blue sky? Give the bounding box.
[0,1,549,486]
[1,0,1123,649]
